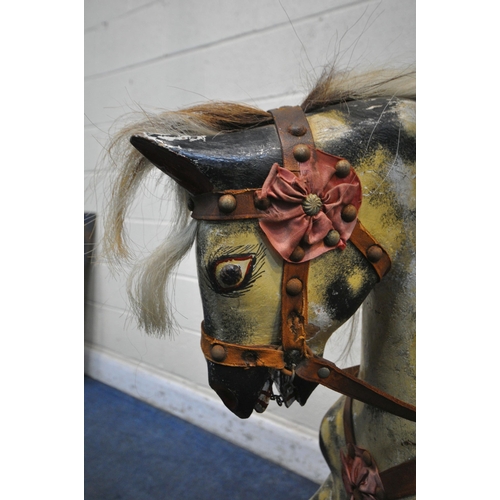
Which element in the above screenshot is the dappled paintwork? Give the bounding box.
[309,99,416,500]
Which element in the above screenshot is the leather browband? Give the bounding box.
[192,191,391,280]
[191,190,267,220]
[192,190,391,280]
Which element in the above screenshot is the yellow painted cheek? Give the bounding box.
[200,221,283,345]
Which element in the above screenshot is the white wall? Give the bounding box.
[84,0,415,483]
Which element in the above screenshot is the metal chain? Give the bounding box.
[270,393,284,406]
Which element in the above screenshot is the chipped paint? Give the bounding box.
[395,100,416,137]
[152,134,207,143]
[309,109,351,145]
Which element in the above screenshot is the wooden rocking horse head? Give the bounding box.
[104,68,416,499]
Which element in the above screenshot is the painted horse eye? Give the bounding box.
[212,256,254,292]
[219,264,242,286]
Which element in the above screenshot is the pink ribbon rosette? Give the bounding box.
[340,444,385,500]
[256,149,362,263]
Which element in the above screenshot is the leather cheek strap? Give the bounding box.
[281,260,309,354]
[350,221,391,280]
[270,106,312,358]
[269,105,316,173]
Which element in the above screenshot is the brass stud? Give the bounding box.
[286,278,303,296]
[288,124,307,137]
[254,193,271,210]
[211,344,227,362]
[324,229,340,247]
[335,159,351,178]
[290,246,305,262]
[292,144,311,163]
[367,245,383,263]
[341,204,357,222]
[317,366,331,379]
[302,193,322,216]
[218,194,237,213]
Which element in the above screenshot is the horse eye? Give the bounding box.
[219,264,242,286]
[213,256,254,292]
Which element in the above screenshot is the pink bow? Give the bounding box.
[340,445,385,500]
[256,149,361,262]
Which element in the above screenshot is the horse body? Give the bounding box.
[105,71,416,498]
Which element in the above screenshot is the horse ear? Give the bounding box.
[130,134,215,195]
[131,124,282,192]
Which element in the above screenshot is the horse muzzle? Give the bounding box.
[206,361,272,419]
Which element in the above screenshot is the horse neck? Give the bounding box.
[352,251,416,470]
[360,269,415,401]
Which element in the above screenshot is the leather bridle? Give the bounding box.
[191,106,416,498]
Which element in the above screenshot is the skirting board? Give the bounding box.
[84,343,330,484]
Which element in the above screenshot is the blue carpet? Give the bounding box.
[85,376,320,500]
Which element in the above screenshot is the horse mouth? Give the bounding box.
[207,361,319,418]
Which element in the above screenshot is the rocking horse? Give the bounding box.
[104,67,416,499]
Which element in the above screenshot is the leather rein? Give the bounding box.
[191,106,416,498]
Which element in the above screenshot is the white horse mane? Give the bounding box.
[103,66,416,337]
